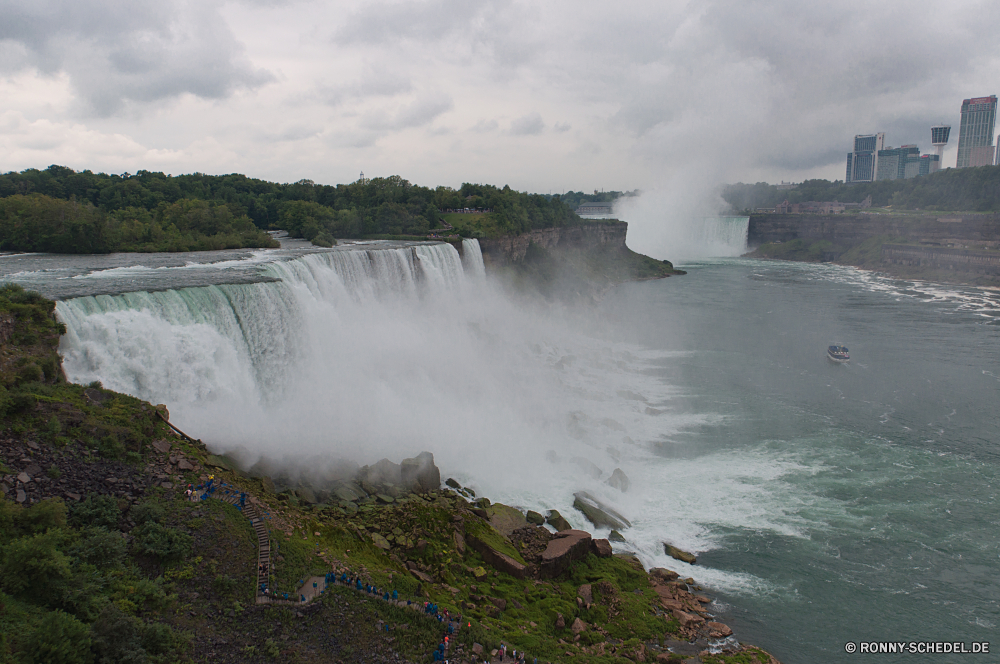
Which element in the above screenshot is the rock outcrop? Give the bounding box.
[400,452,440,492]
[545,509,572,532]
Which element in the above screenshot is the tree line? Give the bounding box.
[0,166,587,252]
[723,165,1000,213]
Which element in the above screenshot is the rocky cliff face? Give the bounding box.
[748,213,1000,247]
[477,221,628,266]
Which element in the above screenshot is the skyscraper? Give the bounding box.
[846,133,885,183]
[956,96,996,168]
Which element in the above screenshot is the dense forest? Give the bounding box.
[0,166,584,253]
[549,189,638,209]
[723,164,1000,213]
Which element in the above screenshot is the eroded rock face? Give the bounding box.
[540,529,592,578]
[487,503,528,537]
[466,531,529,579]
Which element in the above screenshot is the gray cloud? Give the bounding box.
[360,95,453,131]
[509,113,544,135]
[0,0,273,115]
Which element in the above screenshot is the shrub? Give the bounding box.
[70,527,127,570]
[0,530,73,597]
[16,497,68,535]
[69,494,121,531]
[90,605,146,664]
[130,522,192,561]
[20,610,94,664]
[17,363,42,383]
[130,501,164,526]
[97,435,125,460]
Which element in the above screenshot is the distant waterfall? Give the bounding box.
[669,216,749,261]
[56,242,476,412]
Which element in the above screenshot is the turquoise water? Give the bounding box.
[600,259,1000,662]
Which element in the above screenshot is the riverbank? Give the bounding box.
[0,284,778,663]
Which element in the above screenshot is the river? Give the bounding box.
[1,237,997,662]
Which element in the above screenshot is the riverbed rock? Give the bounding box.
[525,510,545,525]
[545,510,572,532]
[400,452,440,492]
[609,529,626,542]
[572,491,631,530]
[649,567,679,582]
[445,477,461,490]
[664,543,697,564]
[540,529,593,578]
[672,609,705,627]
[606,468,630,492]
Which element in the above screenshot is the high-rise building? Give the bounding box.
[846,133,885,182]
[956,96,996,168]
[876,145,921,180]
[919,154,940,176]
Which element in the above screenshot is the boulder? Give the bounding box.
[371,532,391,550]
[525,510,545,525]
[445,477,461,489]
[400,452,440,492]
[364,458,402,486]
[577,583,593,605]
[333,482,365,502]
[649,567,679,583]
[572,492,631,530]
[546,510,572,532]
[606,468,630,493]
[410,569,433,583]
[554,613,565,629]
[664,543,696,565]
[706,622,733,637]
[472,643,484,656]
[608,529,626,542]
[591,538,612,558]
[490,597,507,611]
[376,494,395,504]
[453,531,466,555]
[472,567,488,580]
[539,529,593,578]
[570,617,587,634]
[150,439,171,455]
[487,503,528,537]
[466,532,528,579]
[672,609,705,627]
[295,487,318,504]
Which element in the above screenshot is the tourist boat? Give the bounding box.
[827,345,850,363]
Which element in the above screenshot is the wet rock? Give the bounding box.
[474,497,492,508]
[672,609,705,627]
[649,567,679,582]
[664,543,696,564]
[607,467,630,492]
[525,510,545,525]
[546,510,572,532]
[609,529,626,542]
[445,478,461,490]
[572,491,631,530]
[376,494,395,504]
[540,530,592,578]
[591,538,612,558]
[400,452,440,492]
[571,457,603,479]
[706,621,733,637]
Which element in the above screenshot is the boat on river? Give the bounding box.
[827,345,850,363]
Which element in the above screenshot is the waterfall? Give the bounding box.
[56,242,473,413]
[663,216,749,261]
[461,239,486,277]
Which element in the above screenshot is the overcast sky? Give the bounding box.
[2,0,999,193]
